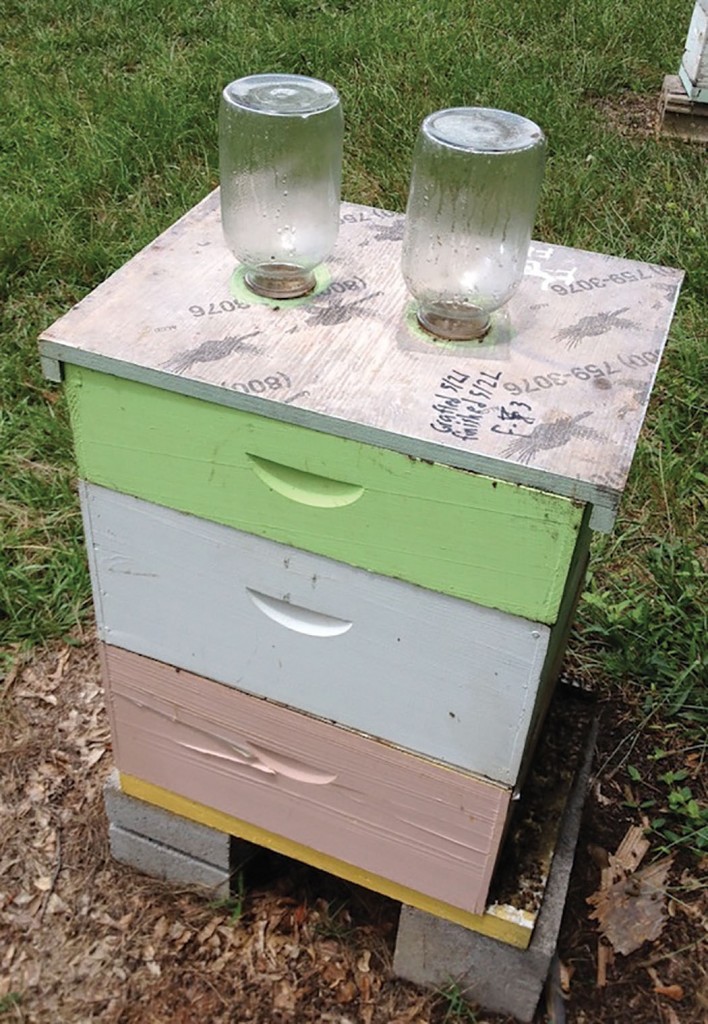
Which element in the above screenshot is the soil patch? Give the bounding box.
[587,91,660,140]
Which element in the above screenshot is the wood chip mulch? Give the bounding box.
[1,641,706,1023]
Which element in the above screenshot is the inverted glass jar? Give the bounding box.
[401,107,546,340]
[219,73,343,299]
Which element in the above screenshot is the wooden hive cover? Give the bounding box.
[39,191,683,529]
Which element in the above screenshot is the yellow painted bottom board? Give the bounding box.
[121,773,535,949]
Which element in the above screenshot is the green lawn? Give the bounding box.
[1,0,706,856]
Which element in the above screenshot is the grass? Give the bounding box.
[210,870,248,924]
[435,982,480,1023]
[1,0,706,876]
[312,898,356,940]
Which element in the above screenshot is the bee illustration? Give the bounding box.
[162,331,262,374]
[555,308,639,349]
[501,411,605,465]
[303,291,384,326]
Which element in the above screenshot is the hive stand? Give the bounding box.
[40,192,681,1010]
[104,769,258,899]
[393,708,598,1023]
[659,0,708,142]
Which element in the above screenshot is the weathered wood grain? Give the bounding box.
[81,482,553,785]
[103,645,510,916]
[659,75,708,142]
[67,365,583,623]
[39,192,683,526]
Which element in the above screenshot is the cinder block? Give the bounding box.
[104,769,230,868]
[393,715,597,1023]
[109,823,230,898]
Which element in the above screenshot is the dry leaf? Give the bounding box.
[657,983,684,1001]
[322,961,347,987]
[28,894,44,916]
[559,959,574,993]
[593,781,613,806]
[27,782,46,803]
[390,996,430,1022]
[0,662,20,697]
[623,783,637,805]
[46,893,68,915]
[254,918,267,955]
[358,973,372,1003]
[142,943,161,977]
[588,856,673,955]
[336,980,358,1004]
[679,868,707,894]
[647,967,684,1001]
[17,691,58,706]
[356,949,372,973]
[596,941,614,987]
[22,961,42,987]
[85,746,106,767]
[49,649,71,684]
[273,979,296,1010]
[197,917,222,944]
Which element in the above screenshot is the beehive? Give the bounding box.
[40,191,682,931]
[680,0,708,102]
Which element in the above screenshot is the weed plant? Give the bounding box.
[436,981,480,1023]
[1,0,706,862]
[211,871,248,924]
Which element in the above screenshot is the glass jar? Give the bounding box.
[219,73,343,299]
[401,107,546,340]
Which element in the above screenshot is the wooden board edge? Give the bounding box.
[54,347,618,522]
[659,75,708,142]
[510,507,593,804]
[120,772,533,949]
[39,352,63,382]
[84,485,551,783]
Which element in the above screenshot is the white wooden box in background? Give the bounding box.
[680,0,708,101]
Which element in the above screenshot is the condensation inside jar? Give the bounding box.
[402,107,546,340]
[219,73,343,299]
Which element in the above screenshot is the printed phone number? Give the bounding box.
[503,350,659,395]
[550,265,675,297]
[186,277,367,318]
